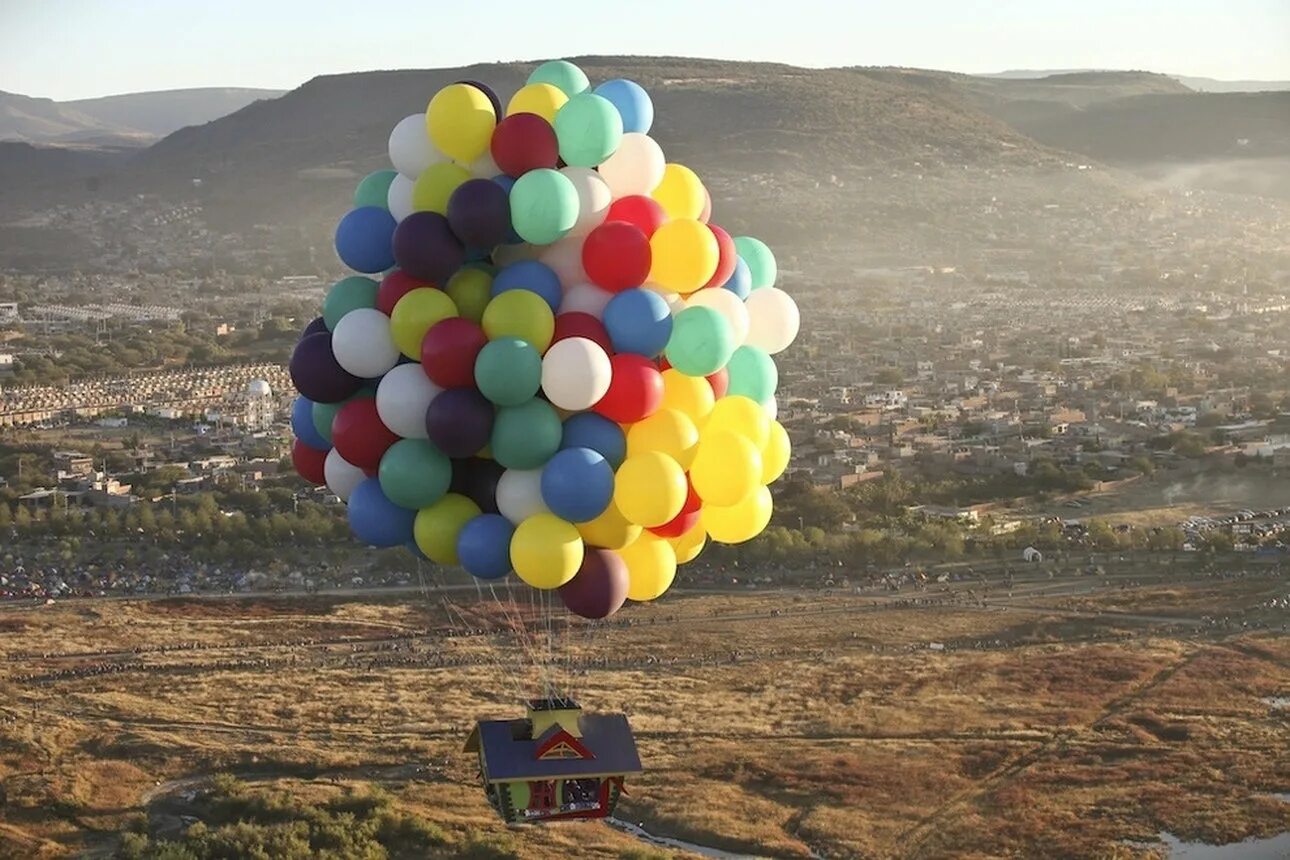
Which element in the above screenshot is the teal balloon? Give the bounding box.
[725,345,778,403]
[475,337,541,406]
[554,93,623,167]
[378,439,452,510]
[491,398,562,469]
[528,60,590,97]
[322,276,379,330]
[664,306,735,377]
[509,168,579,245]
[733,236,777,290]
[312,388,373,443]
[354,170,398,209]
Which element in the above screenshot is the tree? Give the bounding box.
[874,367,904,385]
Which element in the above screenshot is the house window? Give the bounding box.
[539,741,581,759]
[529,780,556,810]
[563,779,599,807]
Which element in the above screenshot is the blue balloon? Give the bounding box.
[603,288,673,357]
[541,447,613,523]
[335,207,397,274]
[456,514,514,579]
[492,259,562,312]
[347,479,415,547]
[593,79,653,134]
[560,412,626,468]
[292,396,328,450]
[721,256,752,300]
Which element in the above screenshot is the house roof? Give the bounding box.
[467,713,642,783]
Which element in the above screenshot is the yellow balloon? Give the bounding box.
[671,521,707,564]
[444,268,493,323]
[481,290,554,352]
[506,83,569,123]
[426,83,497,164]
[626,408,699,469]
[390,288,458,358]
[651,163,705,220]
[660,369,715,423]
[649,219,719,295]
[691,431,762,507]
[702,395,770,449]
[621,532,677,601]
[510,513,583,589]
[575,500,641,550]
[762,420,791,483]
[413,493,480,565]
[614,451,686,528]
[703,485,773,545]
[411,161,471,214]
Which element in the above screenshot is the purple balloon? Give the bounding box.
[425,388,494,458]
[302,316,328,337]
[559,549,630,619]
[290,332,362,404]
[450,456,505,513]
[456,79,502,121]
[393,211,465,285]
[447,179,512,249]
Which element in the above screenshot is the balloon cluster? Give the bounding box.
[290,60,800,620]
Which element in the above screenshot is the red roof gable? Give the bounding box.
[534,726,595,761]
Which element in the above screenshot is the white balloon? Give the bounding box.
[376,363,441,439]
[539,234,587,288]
[325,448,367,502]
[559,166,611,236]
[387,173,415,222]
[763,397,778,420]
[469,150,500,179]
[744,287,800,354]
[496,469,549,525]
[686,288,750,345]
[388,114,441,179]
[597,133,665,197]
[331,308,399,378]
[492,242,542,268]
[643,283,685,316]
[560,282,614,318]
[541,337,612,410]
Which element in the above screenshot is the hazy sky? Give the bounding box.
[3,0,1288,100]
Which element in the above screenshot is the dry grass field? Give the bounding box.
[0,570,1287,859]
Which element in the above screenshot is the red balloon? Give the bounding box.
[594,354,663,423]
[649,480,701,538]
[421,317,487,389]
[701,224,738,290]
[583,221,651,293]
[707,367,729,399]
[377,270,431,315]
[552,312,613,355]
[292,439,328,485]
[491,112,559,177]
[657,355,671,371]
[331,399,399,471]
[606,195,666,237]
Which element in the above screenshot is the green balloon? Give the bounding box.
[528,60,590,97]
[491,399,562,470]
[725,345,778,403]
[664,306,735,377]
[510,168,579,245]
[312,388,373,444]
[354,169,397,209]
[554,93,623,167]
[323,276,379,330]
[733,236,777,290]
[475,337,541,406]
[378,439,451,510]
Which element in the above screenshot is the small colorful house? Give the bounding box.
[464,697,642,823]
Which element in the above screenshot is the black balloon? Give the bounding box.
[393,211,465,285]
[450,457,506,513]
[302,316,328,337]
[446,178,513,249]
[290,332,362,404]
[425,387,494,458]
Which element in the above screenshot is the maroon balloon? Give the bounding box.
[606,195,666,237]
[552,312,613,355]
[701,224,738,290]
[421,317,488,388]
[450,456,505,513]
[559,549,629,619]
[290,332,362,404]
[377,270,430,314]
[583,221,651,293]
[302,316,328,337]
[447,179,512,249]
[331,398,399,470]
[393,211,465,284]
[455,79,502,121]
[490,112,559,177]
[292,439,328,485]
[425,387,494,458]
